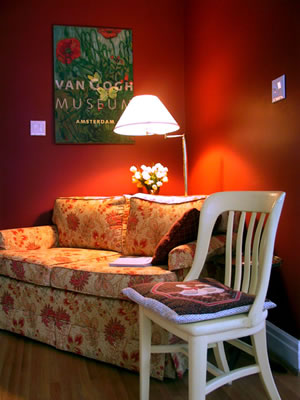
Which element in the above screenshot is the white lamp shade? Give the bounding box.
[114,95,180,136]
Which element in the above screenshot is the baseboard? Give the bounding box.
[266,321,300,373]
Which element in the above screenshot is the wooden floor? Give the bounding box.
[0,330,299,400]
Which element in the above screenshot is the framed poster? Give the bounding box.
[53,25,134,144]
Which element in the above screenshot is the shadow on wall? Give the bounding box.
[34,210,53,226]
[267,264,297,337]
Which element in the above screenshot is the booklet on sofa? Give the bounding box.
[109,256,153,267]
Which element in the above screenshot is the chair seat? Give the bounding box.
[142,306,268,338]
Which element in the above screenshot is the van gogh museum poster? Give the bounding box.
[53,25,134,144]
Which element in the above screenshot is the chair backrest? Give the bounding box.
[185,191,285,324]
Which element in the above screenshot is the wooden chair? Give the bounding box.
[131,191,285,400]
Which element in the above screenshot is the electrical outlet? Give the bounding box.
[272,75,286,103]
[30,120,46,136]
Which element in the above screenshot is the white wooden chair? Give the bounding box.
[132,191,285,400]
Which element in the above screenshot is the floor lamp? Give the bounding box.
[114,95,188,196]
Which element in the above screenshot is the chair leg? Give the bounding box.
[213,341,230,374]
[189,336,208,400]
[251,327,281,400]
[139,308,152,400]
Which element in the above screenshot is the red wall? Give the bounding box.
[185,0,300,337]
[1,0,299,337]
[0,0,186,229]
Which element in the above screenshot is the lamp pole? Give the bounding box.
[165,134,188,196]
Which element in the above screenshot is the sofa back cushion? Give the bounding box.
[52,196,126,252]
[123,196,206,256]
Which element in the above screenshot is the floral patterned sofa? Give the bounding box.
[0,194,227,380]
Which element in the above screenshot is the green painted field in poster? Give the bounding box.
[53,25,134,144]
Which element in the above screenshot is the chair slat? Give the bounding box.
[249,213,266,295]
[242,212,257,293]
[224,211,234,287]
[233,212,246,290]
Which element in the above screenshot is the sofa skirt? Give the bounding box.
[0,275,188,380]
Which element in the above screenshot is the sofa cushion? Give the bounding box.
[50,256,178,300]
[52,196,126,252]
[123,197,206,256]
[121,194,207,253]
[0,248,115,287]
[152,208,200,265]
[122,278,276,324]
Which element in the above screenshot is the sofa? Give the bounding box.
[0,193,228,379]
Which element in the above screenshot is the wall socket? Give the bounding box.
[30,120,46,136]
[272,75,286,103]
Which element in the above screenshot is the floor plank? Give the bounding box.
[0,330,299,400]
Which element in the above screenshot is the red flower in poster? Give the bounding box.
[110,55,125,65]
[56,38,81,64]
[98,28,121,39]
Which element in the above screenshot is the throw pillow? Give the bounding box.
[123,197,206,256]
[152,208,200,265]
[216,211,241,233]
[122,278,276,324]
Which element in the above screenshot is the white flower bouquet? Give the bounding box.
[130,163,168,194]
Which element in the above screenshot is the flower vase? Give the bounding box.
[146,187,160,195]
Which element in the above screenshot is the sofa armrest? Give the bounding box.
[168,234,227,271]
[0,225,58,250]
